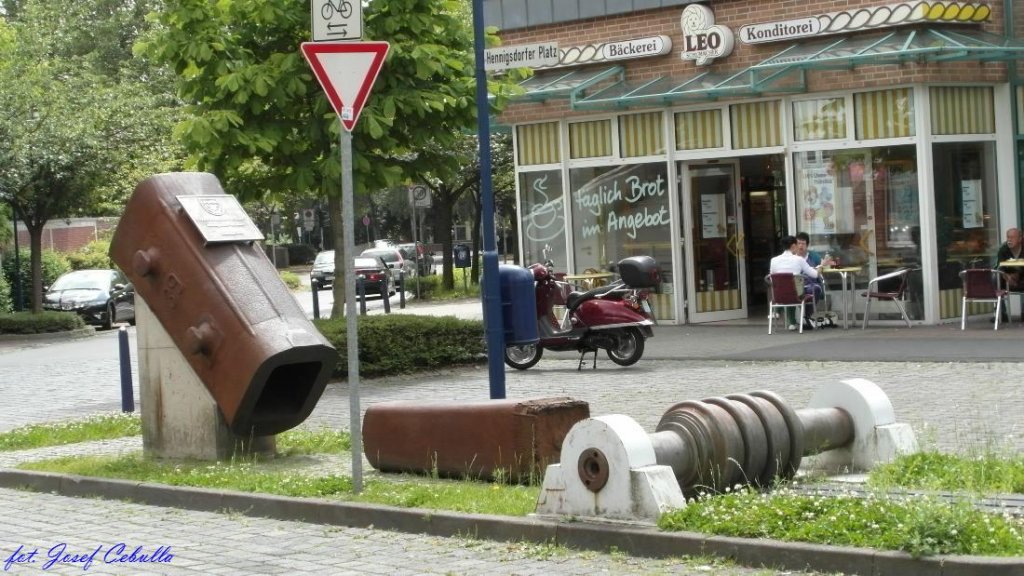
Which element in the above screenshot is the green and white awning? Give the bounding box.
[514,66,624,102]
[572,66,805,110]
[753,28,1024,72]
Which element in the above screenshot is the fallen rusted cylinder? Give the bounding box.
[651,390,854,495]
[363,397,589,482]
[110,172,338,436]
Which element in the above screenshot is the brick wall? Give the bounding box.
[14,218,118,253]
[498,1,1012,125]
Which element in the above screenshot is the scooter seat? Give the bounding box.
[566,284,620,310]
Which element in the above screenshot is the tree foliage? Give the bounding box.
[0,0,184,311]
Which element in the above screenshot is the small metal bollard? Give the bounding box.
[311,281,320,319]
[357,277,367,315]
[118,326,135,413]
[381,280,391,313]
[398,271,406,309]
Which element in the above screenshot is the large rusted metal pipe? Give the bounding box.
[364,397,589,482]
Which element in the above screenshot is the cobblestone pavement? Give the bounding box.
[1,326,1022,575]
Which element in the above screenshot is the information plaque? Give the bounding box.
[177,195,264,244]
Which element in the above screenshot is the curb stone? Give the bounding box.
[0,326,96,342]
[0,469,1022,576]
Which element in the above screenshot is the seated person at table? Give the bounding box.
[770,235,823,330]
[995,227,1024,290]
[795,232,832,305]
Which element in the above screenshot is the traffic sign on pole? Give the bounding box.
[301,41,390,132]
[312,0,362,42]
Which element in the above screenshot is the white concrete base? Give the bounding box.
[535,415,685,522]
[136,298,274,460]
[802,378,918,474]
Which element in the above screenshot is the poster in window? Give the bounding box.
[801,167,835,234]
[701,194,726,238]
[887,170,918,243]
[961,180,982,229]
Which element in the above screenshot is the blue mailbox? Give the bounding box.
[498,265,538,346]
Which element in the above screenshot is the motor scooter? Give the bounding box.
[503,256,661,371]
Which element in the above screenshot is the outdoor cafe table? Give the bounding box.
[822,266,862,329]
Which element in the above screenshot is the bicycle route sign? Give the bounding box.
[312,0,361,42]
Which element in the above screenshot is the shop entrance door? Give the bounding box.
[679,161,747,322]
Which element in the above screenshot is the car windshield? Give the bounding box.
[362,249,398,263]
[51,271,111,291]
[314,251,335,265]
[353,258,381,268]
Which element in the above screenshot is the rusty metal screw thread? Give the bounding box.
[651,390,853,496]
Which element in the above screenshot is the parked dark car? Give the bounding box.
[354,256,395,296]
[397,242,436,277]
[310,250,335,290]
[42,269,135,330]
[359,247,414,287]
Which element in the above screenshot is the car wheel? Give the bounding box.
[103,303,115,330]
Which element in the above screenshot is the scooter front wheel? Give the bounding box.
[504,343,543,370]
[606,327,645,366]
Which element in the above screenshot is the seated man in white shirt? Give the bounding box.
[769,235,823,330]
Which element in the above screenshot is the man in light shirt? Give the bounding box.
[770,235,823,330]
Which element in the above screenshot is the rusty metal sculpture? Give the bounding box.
[111,172,338,436]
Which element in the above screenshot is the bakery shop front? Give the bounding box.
[489,1,1024,326]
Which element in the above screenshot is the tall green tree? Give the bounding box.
[141,0,521,311]
[0,0,183,312]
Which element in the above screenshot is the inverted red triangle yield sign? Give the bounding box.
[301,41,390,132]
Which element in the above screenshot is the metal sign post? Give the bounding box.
[302,40,389,495]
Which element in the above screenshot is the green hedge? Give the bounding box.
[286,243,318,265]
[2,249,72,309]
[0,311,86,334]
[0,274,10,314]
[314,314,485,378]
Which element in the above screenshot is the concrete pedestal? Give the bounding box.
[136,298,276,460]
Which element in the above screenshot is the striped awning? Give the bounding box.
[753,28,1024,72]
[515,66,624,102]
[572,66,805,111]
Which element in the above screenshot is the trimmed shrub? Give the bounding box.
[279,270,302,290]
[0,311,86,334]
[314,314,485,378]
[67,238,114,270]
[0,274,10,314]
[1,249,72,309]
[286,243,317,265]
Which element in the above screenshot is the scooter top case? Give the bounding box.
[618,255,661,288]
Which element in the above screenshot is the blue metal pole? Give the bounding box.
[472,0,506,399]
[118,326,135,412]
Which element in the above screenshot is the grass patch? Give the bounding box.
[658,485,1024,558]
[19,449,538,516]
[869,451,1024,494]
[0,413,141,451]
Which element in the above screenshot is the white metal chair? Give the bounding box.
[766,273,814,334]
[960,268,1009,330]
[861,268,913,329]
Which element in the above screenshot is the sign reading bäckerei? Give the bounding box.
[739,2,992,44]
[484,42,559,71]
[600,36,672,61]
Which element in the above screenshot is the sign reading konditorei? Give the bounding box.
[739,1,992,44]
[680,4,734,66]
[485,43,559,71]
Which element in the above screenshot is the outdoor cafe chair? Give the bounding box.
[766,273,814,334]
[861,267,913,329]
[960,268,1009,330]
